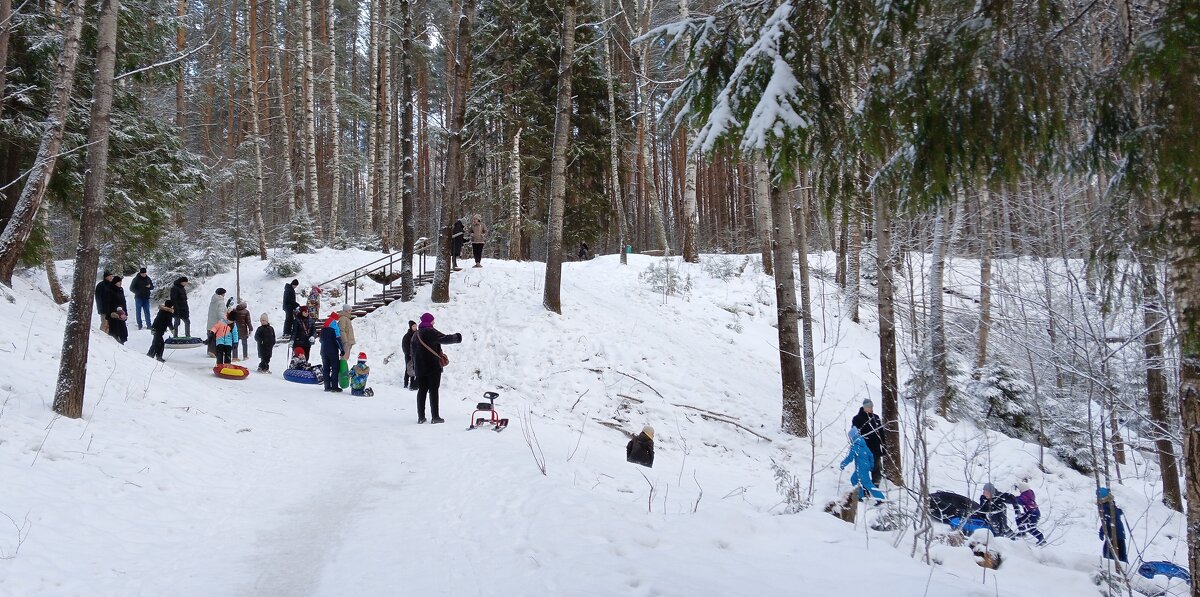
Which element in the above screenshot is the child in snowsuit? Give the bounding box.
[1014,482,1046,545]
[306,285,322,321]
[626,425,655,467]
[212,311,239,366]
[350,353,373,396]
[978,483,1017,537]
[841,427,885,501]
[254,313,276,373]
[147,300,175,361]
[288,347,322,382]
[108,306,129,344]
[1097,487,1128,563]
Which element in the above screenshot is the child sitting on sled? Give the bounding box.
[350,352,373,397]
[289,346,323,382]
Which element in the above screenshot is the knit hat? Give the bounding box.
[112,275,122,283]
[1017,482,1030,493]
[642,425,654,440]
[260,313,270,324]
[358,352,367,361]
[103,269,113,277]
[419,312,435,328]
[237,301,246,309]
[179,276,189,283]
[339,304,354,318]
[294,347,305,356]
[291,279,299,286]
[164,300,174,308]
[983,482,996,495]
[139,267,147,274]
[216,288,226,295]
[299,306,309,314]
[1097,487,1112,502]
[408,320,417,327]
[862,399,873,408]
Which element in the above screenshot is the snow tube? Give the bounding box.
[164,336,204,350]
[1138,561,1191,583]
[283,368,321,384]
[930,491,977,523]
[213,364,250,380]
[948,516,992,535]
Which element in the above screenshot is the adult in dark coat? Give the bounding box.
[147,301,175,361]
[283,279,299,337]
[169,277,191,336]
[130,267,154,330]
[318,313,344,391]
[851,399,886,485]
[978,483,1017,537]
[292,306,314,360]
[232,301,253,360]
[411,312,462,423]
[107,276,129,343]
[95,270,114,333]
[401,320,417,389]
[1097,487,1128,563]
[626,426,655,467]
[451,218,466,270]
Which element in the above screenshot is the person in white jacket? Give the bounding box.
[206,288,227,356]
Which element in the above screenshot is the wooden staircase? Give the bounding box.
[314,239,435,327]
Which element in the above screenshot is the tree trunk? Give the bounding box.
[0,0,12,119]
[42,202,67,304]
[931,200,950,418]
[677,0,699,263]
[754,156,774,275]
[846,196,862,323]
[542,0,575,314]
[399,0,415,300]
[975,186,992,376]
[769,172,807,437]
[247,0,268,259]
[268,0,299,220]
[376,4,391,252]
[1142,261,1182,510]
[175,0,186,130]
[602,0,627,265]
[0,0,86,285]
[876,190,903,486]
[1170,204,1200,587]
[636,38,669,254]
[300,0,323,239]
[794,170,816,397]
[508,128,522,261]
[53,0,120,419]
[323,0,341,243]
[364,0,379,231]
[430,0,474,303]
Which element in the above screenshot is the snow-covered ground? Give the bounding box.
[0,248,1187,596]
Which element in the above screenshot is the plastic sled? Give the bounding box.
[948,516,992,535]
[213,364,250,380]
[164,336,204,350]
[283,368,321,384]
[339,360,350,389]
[1139,561,1191,583]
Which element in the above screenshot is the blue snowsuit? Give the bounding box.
[841,427,885,501]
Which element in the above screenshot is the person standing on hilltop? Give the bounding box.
[469,215,487,268]
[451,217,466,271]
[169,277,190,336]
[130,267,154,330]
[282,279,299,339]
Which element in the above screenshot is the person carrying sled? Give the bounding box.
[1097,487,1128,564]
[840,427,885,502]
[212,310,239,366]
[411,312,462,424]
[319,312,344,392]
[402,320,417,390]
[350,353,373,396]
[282,279,299,339]
[978,483,1017,537]
[1014,482,1046,545]
[254,313,276,373]
[851,399,886,486]
[626,425,655,468]
[170,277,190,337]
[130,267,154,330]
[147,300,175,362]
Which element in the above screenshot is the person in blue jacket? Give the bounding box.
[319,312,345,392]
[841,427,885,502]
[1097,487,1128,563]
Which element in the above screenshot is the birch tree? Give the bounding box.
[542,0,575,314]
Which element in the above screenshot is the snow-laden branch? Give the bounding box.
[115,33,216,82]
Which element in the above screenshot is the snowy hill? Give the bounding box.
[0,249,1186,596]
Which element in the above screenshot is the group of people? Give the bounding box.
[450,215,488,270]
[93,268,157,344]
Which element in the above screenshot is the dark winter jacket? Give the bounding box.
[851,408,885,457]
[411,327,462,376]
[109,286,128,318]
[94,279,114,316]
[978,492,1017,536]
[151,305,174,334]
[319,324,343,359]
[130,273,154,299]
[626,432,654,467]
[283,283,298,311]
[170,278,190,317]
[402,328,416,361]
[293,316,314,348]
[255,324,276,358]
[452,219,466,248]
[233,305,253,338]
[1099,499,1128,563]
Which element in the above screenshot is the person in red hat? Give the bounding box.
[350,352,373,396]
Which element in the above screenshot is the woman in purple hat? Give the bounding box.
[410,312,462,424]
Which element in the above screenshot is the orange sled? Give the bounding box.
[213,364,250,380]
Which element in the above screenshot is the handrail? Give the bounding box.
[314,239,437,308]
[317,238,434,289]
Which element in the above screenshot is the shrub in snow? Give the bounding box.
[771,461,809,514]
[966,363,1036,438]
[639,260,692,297]
[702,254,744,281]
[282,209,319,254]
[266,249,303,278]
[191,228,233,278]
